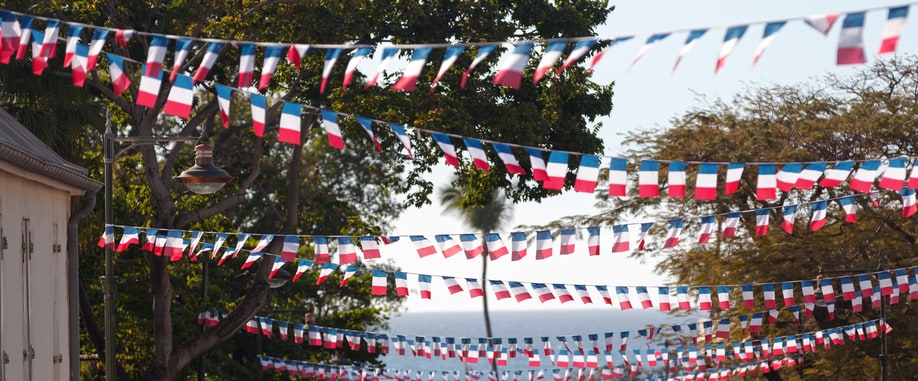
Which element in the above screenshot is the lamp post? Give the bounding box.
[102,111,233,381]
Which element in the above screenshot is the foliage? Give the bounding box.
[0,1,615,380]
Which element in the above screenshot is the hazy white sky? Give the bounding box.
[378,0,915,312]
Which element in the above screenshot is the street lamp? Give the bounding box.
[102,111,233,381]
[267,268,292,289]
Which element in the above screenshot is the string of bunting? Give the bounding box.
[245,318,887,379]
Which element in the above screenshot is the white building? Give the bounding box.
[0,109,101,381]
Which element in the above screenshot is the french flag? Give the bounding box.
[753,21,786,67]
[485,233,509,260]
[85,29,110,71]
[532,283,555,303]
[586,226,600,256]
[371,270,388,296]
[668,161,686,198]
[0,12,21,64]
[241,251,263,269]
[30,30,48,76]
[638,160,659,197]
[663,219,682,248]
[358,236,381,259]
[277,102,303,145]
[574,285,592,304]
[163,74,195,119]
[533,40,566,84]
[741,284,754,308]
[544,151,568,190]
[725,162,744,194]
[492,143,525,175]
[608,158,628,197]
[410,235,438,257]
[630,33,670,68]
[780,204,798,234]
[762,283,776,308]
[754,208,770,236]
[805,13,841,35]
[365,47,399,89]
[313,237,330,264]
[236,43,256,88]
[113,28,134,48]
[393,47,433,92]
[849,160,881,192]
[672,29,707,72]
[62,25,83,67]
[840,196,858,223]
[840,277,856,300]
[136,64,163,108]
[902,188,917,218]
[105,53,131,97]
[354,117,382,152]
[463,138,490,172]
[880,157,908,190]
[431,133,459,168]
[819,278,836,303]
[695,163,718,200]
[490,280,511,300]
[637,222,652,250]
[554,284,574,303]
[467,279,484,298]
[394,272,409,296]
[116,226,140,252]
[722,211,741,238]
[776,163,802,192]
[611,224,629,253]
[97,225,115,250]
[676,286,691,310]
[697,286,712,310]
[286,43,312,69]
[259,44,285,90]
[337,237,357,264]
[320,109,345,150]
[278,235,299,262]
[796,162,826,189]
[756,164,777,200]
[509,281,532,302]
[510,232,527,260]
[698,215,715,244]
[524,148,548,181]
[718,285,731,310]
[809,200,828,231]
[144,35,169,78]
[320,48,343,93]
[558,228,576,255]
[192,42,224,82]
[460,234,483,258]
[442,276,463,295]
[292,259,310,284]
[39,20,59,58]
[249,93,267,137]
[167,38,192,82]
[839,12,869,65]
[615,286,633,310]
[820,160,854,187]
[557,38,597,76]
[418,274,432,299]
[430,46,466,91]
[271,257,288,280]
[341,46,371,90]
[435,235,462,258]
[574,154,600,193]
[879,7,909,55]
[461,45,497,88]
[716,25,747,73]
[535,230,553,259]
[586,35,632,74]
[658,287,671,311]
[213,84,233,128]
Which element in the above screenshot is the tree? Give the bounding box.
[567,57,918,379]
[2,1,615,380]
[439,175,514,373]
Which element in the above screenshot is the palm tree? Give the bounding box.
[439,180,513,373]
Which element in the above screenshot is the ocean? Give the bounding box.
[379,308,701,373]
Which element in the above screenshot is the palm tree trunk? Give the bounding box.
[481,238,496,374]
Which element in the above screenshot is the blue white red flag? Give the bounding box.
[431,132,459,168]
[466,278,484,298]
[491,143,525,175]
[430,46,466,91]
[319,109,345,149]
[615,286,633,310]
[543,151,568,190]
[418,274,432,299]
[395,272,409,296]
[586,227,600,256]
[595,285,612,305]
[164,74,195,119]
[371,269,388,295]
[756,164,777,200]
[879,271,894,296]
[840,277,856,300]
[313,236,330,264]
[213,84,232,128]
[241,251,263,269]
[724,162,744,194]
[638,160,659,197]
[320,48,343,93]
[250,93,267,137]
[717,285,731,310]
[285,43,311,69]
[164,229,185,260]
[840,196,857,223]
[715,25,747,73]
[532,283,555,303]
[292,259,312,282]
[250,234,273,253]
[341,46,371,90]
[393,47,433,92]
[611,224,629,253]
[664,219,682,248]
[460,234,483,258]
[776,163,802,192]
[587,36,632,74]
[525,147,548,181]
[796,162,826,189]
[753,21,786,67]
[805,13,840,36]
[116,226,140,252]
[355,116,383,152]
[435,235,462,258]
[366,47,399,89]
[533,40,566,84]
[574,285,592,304]
[837,12,867,65]
[39,20,58,58]
[762,283,776,308]
[259,44,285,90]
[166,38,192,82]
[880,157,908,190]
[755,208,771,236]
[780,204,798,234]
[673,29,707,72]
[668,161,686,198]
[637,222,652,250]
[462,45,497,88]
[658,287,671,311]
[554,284,574,303]
[697,286,712,310]
[630,33,670,69]
[144,35,168,78]
[136,64,163,108]
[698,215,715,244]
[485,233,509,260]
[741,285,754,309]
[511,232,528,260]
[85,29,109,71]
[695,163,718,200]
[62,24,83,67]
[676,286,691,310]
[442,276,463,295]
[509,281,532,302]
[30,30,48,76]
[192,42,224,82]
[337,237,357,264]
[608,157,628,197]
[850,160,881,192]
[277,102,304,145]
[820,160,854,187]
[558,38,597,77]
[270,256,287,279]
[410,235,438,257]
[464,138,490,172]
[535,230,552,259]
[574,154,600,193]
[70,43,90,87]
[635,286,652,309]
[558,228,576,255]
[879,7,909,55]
[97,225,115,250]
[490,280,511,300]
[809,200,828,231]
[902,188,917,217]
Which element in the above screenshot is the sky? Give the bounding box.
[370,0,918,312]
